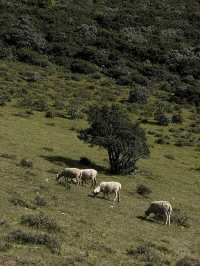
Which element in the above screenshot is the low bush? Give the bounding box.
[154,113,170,126]
[128,86,149,104]
[33,195,47,207]
[21,212,60,232]
[9,195,35,209]
[71,59,98,74]
[18,96,49,112]
[155,136,170,145]
[45,110,56,118]
[171,113,183,124]
[7,229,61,254]
[176,256,200,266]
[171,208,190,227]
[54,111,68,119]
[127,242,168,265]
[136,184,152,197]
[20,158,33,168]
[0,239,11,252]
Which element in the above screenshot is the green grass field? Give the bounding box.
[0,103,199,266]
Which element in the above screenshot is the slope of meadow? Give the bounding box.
[0,1,200,263]
[0,102,199,265]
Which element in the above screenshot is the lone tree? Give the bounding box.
[78,105,149,174]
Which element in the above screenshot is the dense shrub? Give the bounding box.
[71,59,98,74]
[171,84,200,106]
[171,113,183,124]
[17,48,50,67]
[128,86,149,104]
[154,113,170,126]
[0,47,15,59]
[4,15,46,51]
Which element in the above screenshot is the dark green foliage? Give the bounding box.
[7,229,61,254]
[0,0,200,101]
[171,84,200,106]
[79,104,149,174]
[71,59,98,74]
[128,86,149,104]
[17,49,50,67]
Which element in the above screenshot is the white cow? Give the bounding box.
[56,168,81,188]
[80,169,97,188]
[93,181,121,204]
[145,201,173,225]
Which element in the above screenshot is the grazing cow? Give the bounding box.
[144,201,173,225]
[93,181,121,204]
[56,168,81,189]
[80,169,97,188]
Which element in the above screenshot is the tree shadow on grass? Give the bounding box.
[87,194,111,201]
[41,155,107,173]
[137,215,162,224]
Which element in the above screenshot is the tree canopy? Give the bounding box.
[79,105,150,174]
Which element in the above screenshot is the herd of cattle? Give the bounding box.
[56,167,173,226]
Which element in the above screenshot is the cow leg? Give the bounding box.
[117,191,120,202]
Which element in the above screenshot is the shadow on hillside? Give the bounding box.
[41,155,107,173]
[87,194,111,201]
[137,215,161,224]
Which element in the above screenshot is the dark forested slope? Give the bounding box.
[1,0,200,105]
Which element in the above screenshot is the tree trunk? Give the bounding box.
[108,149,136,175]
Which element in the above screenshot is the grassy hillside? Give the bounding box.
[0,104,199,265]
[0,0,200,265]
